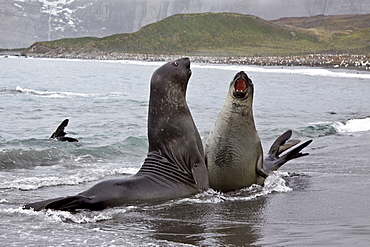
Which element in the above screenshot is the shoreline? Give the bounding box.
[1,51,369,70]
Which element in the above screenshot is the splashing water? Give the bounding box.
[176,171,292,204]
[333,117,370,133]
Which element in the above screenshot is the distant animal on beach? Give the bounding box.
[205,71,312,192]
[0,88,22,94]
[24,57,208,211]
[50,119,78,142]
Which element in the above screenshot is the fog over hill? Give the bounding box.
[1,0,370,48]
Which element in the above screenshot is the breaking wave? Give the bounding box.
[15,86,91,98]
[301,117,370,137]
[0,164,139,191]
[192,63,370,79]
[0,136,147,170]
[1,86,126,99]
[332,117,370,133]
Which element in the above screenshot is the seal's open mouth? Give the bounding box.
[235,79,246,92]
[233,79,247,98]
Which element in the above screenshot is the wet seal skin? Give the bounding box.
[50,119,78,142]
[205,71,312,192]
[24,58,208,211]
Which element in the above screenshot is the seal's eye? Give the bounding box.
[174,62,178,67]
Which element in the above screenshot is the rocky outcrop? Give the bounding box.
[1,0,370,49]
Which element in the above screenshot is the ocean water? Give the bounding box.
[1,56,370,246]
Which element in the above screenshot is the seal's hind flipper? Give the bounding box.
[278,139,312,161]
[277,139,301,154]
[44,195,91,211]
[50,119,69,138]
[24,195,91,211]
[263,130,313,174]
[267,130,300,157]
[23,197,65,211]
[50,119,78,142]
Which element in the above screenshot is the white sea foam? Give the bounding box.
[14,86,127,99]
[0,199,9,204]
[1,171,291,223]
[0,207,42,217]
[89,59,370,79]
[43,208,117,223]
[333,117,370,133]
[18,56,369,79]
[176,171,291,204]
[226,171,292,202]
[0,206,121,224]
[15,86,91,98]
[192,63,370,79]
[0,166,139,191]
[103,59,370,79]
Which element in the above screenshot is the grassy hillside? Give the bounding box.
[273,14,370,39]
[25,12,370,57]
[273,14,370,55]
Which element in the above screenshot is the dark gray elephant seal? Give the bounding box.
[204,71,312,192]
[24,57,208,211]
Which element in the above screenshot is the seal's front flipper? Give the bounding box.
[263,130,313,174]
[192,162,209,191]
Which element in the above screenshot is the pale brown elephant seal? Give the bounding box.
[205,71,312,192]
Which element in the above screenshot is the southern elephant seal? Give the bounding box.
[24,57,208,211]
[205,71,312,192]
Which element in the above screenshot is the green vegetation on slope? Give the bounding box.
[273,14,370,39]
[273,14,370,55]
[26,12,370,57]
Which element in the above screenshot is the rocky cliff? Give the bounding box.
[1,0,370,48]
